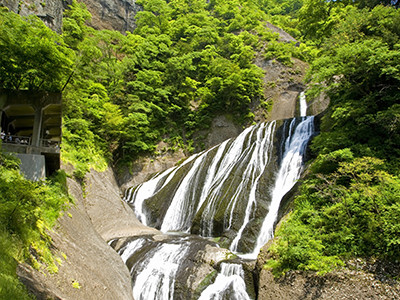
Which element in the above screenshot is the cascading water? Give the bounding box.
[112,234,231,300]
[124,154,200,225]
[245,115,314,259]
[299,91,307,117]
[124,122,280,246]
[229,122,276,252]
[117,237,190,300]
[198,263,250,300]
[118,94,316,299]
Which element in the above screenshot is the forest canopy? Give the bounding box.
[262,0,400,275]
[60,0,279,172]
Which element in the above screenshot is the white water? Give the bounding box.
[161,147,216,232]
[199,125,254,237]
[118,239,146,264]
[124,168,174,225]
[198,263,251,300]
[299,91,307,117]
[119,239,190,300]
[120,93,316,298]
[125,114,314,250]
[229,121,275,252]
[196,140,229,212]
[124,153,200,225]
[245,116,315,259]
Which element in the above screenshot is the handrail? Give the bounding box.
[1,135,61,150]
[1,135,31,145]
[40,139,61,149]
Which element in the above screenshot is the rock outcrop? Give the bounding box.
[255,56,307,122]
[256,253,400,299]
[117,148,187,192]
[0,0,142,33]
[81,0,141,32]
[254,24,329,123]
[204,115,243,149]
[16,164,159,300]
[0,0,65,33]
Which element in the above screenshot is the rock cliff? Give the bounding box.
[17,164,157,300]
[81,0,141,32]
[0,0,142,33]
[256,241,400,300]
[0,0,65,32]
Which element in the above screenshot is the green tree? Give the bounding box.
[267,155,400,275]
[0,8,73,91]
[62,0,92,49]
[309,5,400,163]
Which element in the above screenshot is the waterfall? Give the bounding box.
[131,243,189,300]
[197,125,256,237]
[198,263,251,300]
[124,168,175,225]
[119,93,316,298]
[244,115,315,259]
[229,122,275,252]
[161,147,216,232]
[299,91,307,117]
[124,116,314,252]
[124,153,200,225]
[118,237,191,300]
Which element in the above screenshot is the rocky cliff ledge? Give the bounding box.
[17,164,157,300]
[0,0,65,32]
[0,0,142,33]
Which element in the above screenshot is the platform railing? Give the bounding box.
[0,135,31,145]
[40,139,61,149]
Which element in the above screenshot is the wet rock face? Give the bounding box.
[0,0,65,33]
[82,0,142,32]
[112,234,256,300]
[125,119,308,254]
[112,234,227,299]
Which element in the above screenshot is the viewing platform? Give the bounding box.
[1,89,62,180]
[1,135,60,154]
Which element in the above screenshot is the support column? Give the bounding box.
[31,107,43,147]
[0,94,6,132]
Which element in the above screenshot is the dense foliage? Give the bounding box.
[0,151,72,298]
[0,0,310,173]
[265,2,400,276]
[60,0,311,171]
[267,152,400,275]
[0,8,73,91]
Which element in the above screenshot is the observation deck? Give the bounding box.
[0,89,62,180]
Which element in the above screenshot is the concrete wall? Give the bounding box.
[14,153,46,181]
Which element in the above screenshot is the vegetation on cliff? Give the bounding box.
[0,0,311,174]
[264,1,400,276]
[60,0,310,173]
[0,151,72,298]
[0,2,305,296]
[0,8,73,91]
